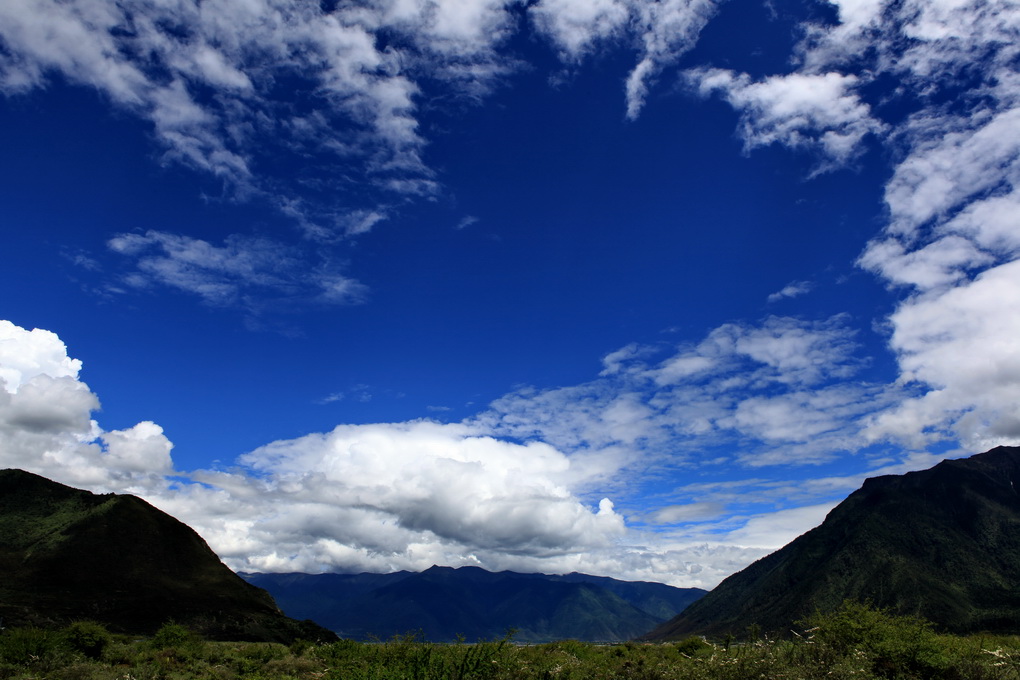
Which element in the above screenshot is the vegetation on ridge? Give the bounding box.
[0,469,334,643]
[646,446,1020,639]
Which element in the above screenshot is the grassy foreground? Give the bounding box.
[3,603,1020,680]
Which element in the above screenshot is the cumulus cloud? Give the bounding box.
[182,421,628,571]
[9,0,1020,591]
[0,321,176,494]
[0,315,911,589]
[687,69,884,169]
[0,319,621,572]
[0,299,984,588]
[809,0,1020,453]
[864,260,1020,450]
[0,318,768,588]
[0,320,83,391]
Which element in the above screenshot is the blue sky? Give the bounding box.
[1,0,1018,588]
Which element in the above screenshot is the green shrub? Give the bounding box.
[288,638,314,657]
[150,622,199,649]
[674,636,714,658]
[0,626,60,665]
[802,600,951,679]
[62,621,112,660]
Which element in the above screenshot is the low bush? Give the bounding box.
[0,626,61,665]
[802,600,951,678]
[674,636,714,658]
[62,621,112,660]
[150,622,199,650]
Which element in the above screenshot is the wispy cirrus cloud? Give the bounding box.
[1,0,730,323]
[107,231,367,314]
[532,0,720,119]
[2,0,725,231]
[474,314,889,497]
[767,280,813,303]
[0,0,455,234]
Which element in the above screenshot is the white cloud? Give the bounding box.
[0,320,83,392]
[0,0,489,230]
[648,502,725,524]
[622,0,719,119]
[0,319,751,587]
[797,0,1020,457]
[687,69,884,169]
[731,390,851,445]
[723,502,837,549]
[107,231,367,310]
[0,321,176,495]
[865,259,1020,450]
[456,215,479,230]
[478,315,882,480]
[531,0,718,119]
[203,421,628,564]
[671,0,1020,464]
[767,280,813,303]
[732,316,863,386]
[0,317,899,589]
[8,0,1020,591]
[884,108,1020,238]
[530,0,630,60]
[939,190,1020,256]
[859,235,994,291]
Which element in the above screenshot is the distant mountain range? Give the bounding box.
[645,446,1020,639]
[0,469,334,642]
[13,445,1018,645]
[242,566,706,642]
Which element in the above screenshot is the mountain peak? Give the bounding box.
[244,566,707,642]
[645,447,1020,639]
[0,470,335,642]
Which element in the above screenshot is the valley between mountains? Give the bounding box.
[3,446,1020,642]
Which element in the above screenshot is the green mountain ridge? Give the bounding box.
[0,468,335,642]
[242,566,706,642]
[644,446,1020,640]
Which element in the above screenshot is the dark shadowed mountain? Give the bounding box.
[644,446,1020,640]
[0,469,335,642]
[242,566,706,642]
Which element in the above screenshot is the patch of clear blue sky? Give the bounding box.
[0,8,897,475]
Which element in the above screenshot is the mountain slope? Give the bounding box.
[243,565,706,642]
[645,446,1020,639]
[0,469,334,642]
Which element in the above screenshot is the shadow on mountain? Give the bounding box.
[644,446,1020,639]
[0,469,335,643]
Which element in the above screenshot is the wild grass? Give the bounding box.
[2,604,1020,680]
